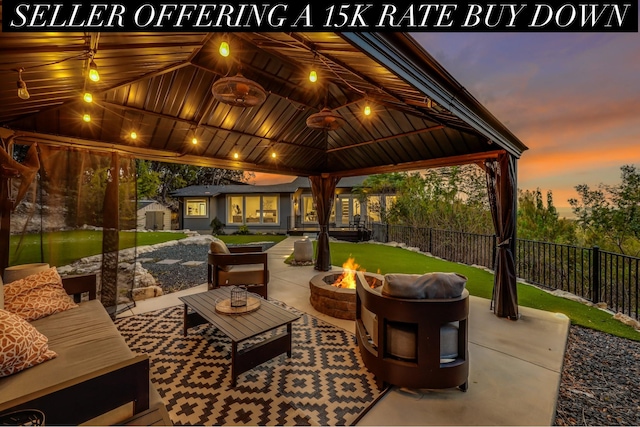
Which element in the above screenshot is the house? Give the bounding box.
[136,200,173,231]
[171,176,396,235]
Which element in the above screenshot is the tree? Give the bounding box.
[517,189,576,244]
[569,164,640,255]
[138,161,253,207]
[356,166,493,234]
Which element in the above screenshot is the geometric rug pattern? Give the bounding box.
[116,304,381,426]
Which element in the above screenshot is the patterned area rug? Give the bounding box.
[116,304,381,426]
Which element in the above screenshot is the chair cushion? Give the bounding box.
[217,265,268,286]
[382,272,467,299]
[209,240,231,271]
[386,322,459,362]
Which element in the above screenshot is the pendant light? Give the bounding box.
[88,58,100,82]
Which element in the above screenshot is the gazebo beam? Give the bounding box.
[331,150,504,178]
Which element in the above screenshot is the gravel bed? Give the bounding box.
[555,326,640,426]
[140,241,640,424]
[139,242,275,293]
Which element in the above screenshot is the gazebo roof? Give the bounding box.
[0,31,527,177]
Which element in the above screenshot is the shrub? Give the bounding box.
[210,217,225,235]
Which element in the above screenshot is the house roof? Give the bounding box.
[1,32,527,179]
[171,176,368,198]
[136,199,169,210]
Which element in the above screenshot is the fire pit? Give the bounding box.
[309,258,383,320]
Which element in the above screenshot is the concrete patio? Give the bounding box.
[122,236,570,426]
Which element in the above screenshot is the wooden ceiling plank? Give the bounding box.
[326,125,444,153]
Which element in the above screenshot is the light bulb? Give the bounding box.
[364,105,371,116]
[130,131,137,140]
[82,114,91,122]
[17,80,30,100]
[191,137,198,145]
[89,59,100,82]
[271,152,277,159]
[219,41,230,57]
[309,70,318,83]
[233,152,239,159]
[83,92,93,103]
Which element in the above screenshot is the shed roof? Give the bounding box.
[0,31,527,177]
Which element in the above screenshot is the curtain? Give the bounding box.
[4,143,137,317]
[309,175,340,271]
[485,152,519,320]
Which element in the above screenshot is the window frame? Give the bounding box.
[185,198,208,218]
[226,194,280,225]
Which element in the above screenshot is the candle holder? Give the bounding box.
[230,286,248,308]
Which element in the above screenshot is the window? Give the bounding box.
[227,195,279,225]
[302,195,335,223]
[186,199,207,217]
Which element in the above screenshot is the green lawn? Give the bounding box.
[217,235,287,245]
[9,230,187,267]
[326,241,640,341]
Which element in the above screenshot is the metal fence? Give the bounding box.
[369,222,640,320]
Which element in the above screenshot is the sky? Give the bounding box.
[252,32,640,215]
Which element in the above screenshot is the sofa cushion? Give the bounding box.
[210,239,231,271]
[4,267,77,321]
[0,309,57,378]
[382,272,467,299]
[218,265,268,286]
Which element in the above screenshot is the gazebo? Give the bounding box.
[0,32,527,319]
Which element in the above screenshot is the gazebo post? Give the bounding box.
[309,175,341,271]
[0,174,13,277]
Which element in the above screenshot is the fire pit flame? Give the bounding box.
[332,257,362,289]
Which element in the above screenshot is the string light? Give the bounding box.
[309,70,318,83]
[271,151,277,159]
[130,131,137,140]
[233,152,239,159]
[364,105,371,116]
[89,58,100,82]
[191,137,198,145]
[82,113,91,122]
[219,41,230,57]
[16,68,30,100]
[83,92,93,103]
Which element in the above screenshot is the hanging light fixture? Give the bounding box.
[233,152,239,159]
[306,107,346,131]
[82,113,91,122]
[212,73,267,107]
[83,92,93,103]
[309,70,318,83]
[16,68,30,100]
[364,104,372,116]
[271,151,277,159]
[191,137,198,145]
[219,40,230,57]
[88,58,100,82]
[130,131,138,140]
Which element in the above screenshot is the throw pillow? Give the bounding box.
[4,267,77,322]
[209,239,232,271]
[0,309,57,377]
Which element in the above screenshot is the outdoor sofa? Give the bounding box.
[0,272,171,425]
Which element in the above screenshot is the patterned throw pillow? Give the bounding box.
[0,309,57,377]
[4,267,77,322]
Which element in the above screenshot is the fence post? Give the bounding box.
[428,228,433,253]
[385,223,389,243]
[592,246,600,303]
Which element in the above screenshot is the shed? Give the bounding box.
[136,200,172,231]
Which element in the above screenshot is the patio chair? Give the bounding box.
[207,240,269,299]
[355,271,469,391]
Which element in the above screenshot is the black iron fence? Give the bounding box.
[370,222,640,320]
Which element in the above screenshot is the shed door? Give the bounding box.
[145,211,165,230]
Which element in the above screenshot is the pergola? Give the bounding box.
[0,31,527,319]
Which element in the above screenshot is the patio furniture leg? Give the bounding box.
[287,323,292,358]
[231,341,238,387]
